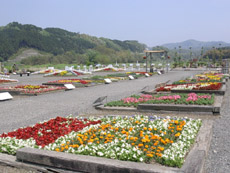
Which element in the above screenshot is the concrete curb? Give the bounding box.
[14,120,213,173]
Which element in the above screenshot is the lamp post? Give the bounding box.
[189,47,192,67]
[143,55,147,72]
[219,43,222,67]
[200,47,204,67]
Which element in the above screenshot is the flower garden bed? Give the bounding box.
[43,79,93,87]
[0,115,202,168]
[85,72,154,82]
[0,85,66,96]
[105,93,215,107]
[155,82,225,95]
[0,78,18,84]
[97,93,222,114]
[173,73,226,85]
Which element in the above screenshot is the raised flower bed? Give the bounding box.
[0,115,202,168]
[43,79,93,87]
[126,72,154,78]
[173,73,225,85]
[155,82,225,95]
[0,78,18,84]
[0,85,66,95]
[97,93,221,114]
[105,93,215,107]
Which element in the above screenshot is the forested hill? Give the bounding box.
[0,22,146,61]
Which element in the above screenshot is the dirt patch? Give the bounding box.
[12,49,42,62]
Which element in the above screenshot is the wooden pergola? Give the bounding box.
[144,50,169,73]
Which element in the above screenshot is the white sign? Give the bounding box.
[83,65,87,72]
[89,65,93,72]
[157,71,162,75]
[145,73,150,77]
[65,66,74,71]
[128,75,135,80]
[104,78,112,84]
[0,92,13,101]
[136,64,140,71]
[48,67,54,70]
[122,64,126,70]
[64,84,75,90]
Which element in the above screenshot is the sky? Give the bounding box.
[1,0,230,47]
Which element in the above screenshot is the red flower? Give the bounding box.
[0,117,101,147]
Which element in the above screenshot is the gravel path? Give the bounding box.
[204,80,230,173]
[0,70,200,134]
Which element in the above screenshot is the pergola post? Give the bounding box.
[144,50,168,73]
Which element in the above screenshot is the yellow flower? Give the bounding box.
[175,132,181,137]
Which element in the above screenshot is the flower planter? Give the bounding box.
[171,84,226,95]
[0,85,66,96]
[98,94,222,115]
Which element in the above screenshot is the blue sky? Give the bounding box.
[1,0,230,46]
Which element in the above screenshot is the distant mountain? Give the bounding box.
[162,39,230,50]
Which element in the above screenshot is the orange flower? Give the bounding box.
[138,143,143,147]
[147,154,153,157]
[151,146,156,150]
[121,130,126,134]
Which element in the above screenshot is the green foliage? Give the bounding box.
[203,47,230,64]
